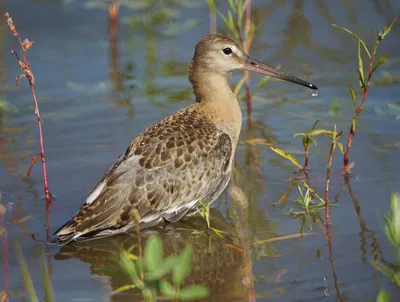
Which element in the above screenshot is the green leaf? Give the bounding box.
[172,246,193,286]
[372,56,387,75]
[227,0,237,13]
[119,250,140,284]
[15,242,39,302]
[349,84,357,109]
[358,41,365,90]
[151,255,181,280]
[311,119,320,132]
[159,280,176,297]
[258,75,271,87]
[332,24,371,58]
[109,284,136,296]
[378,16,398,41]
[376,290,391,302]
[39,249,55,302]
[293,132,306,138]
[144,235,163,274]
[337,142,344,155]
[179,285,210,301]
[352,118,357,132]
[309,129,335,137]
[205,0,216,13]
[270,147,302,169]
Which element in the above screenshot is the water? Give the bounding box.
[1,0,400,301]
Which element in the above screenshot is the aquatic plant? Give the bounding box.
[372,192,400,301]
[113,235,209,302]
[333,17,397,173]
[4,13,52,224]
[15,242,55,302]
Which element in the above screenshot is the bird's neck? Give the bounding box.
[188,64,242,143]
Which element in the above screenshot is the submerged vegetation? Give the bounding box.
[1,1,399,301]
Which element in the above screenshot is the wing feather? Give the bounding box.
[55,106,233,243]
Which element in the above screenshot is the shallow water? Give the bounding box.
[1,0,400,301]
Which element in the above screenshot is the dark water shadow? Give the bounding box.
[54,208,248,302]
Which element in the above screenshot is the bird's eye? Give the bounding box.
[222,47,232,55]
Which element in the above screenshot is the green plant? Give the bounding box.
[286,182,335,233]
[333,17,397,172]
[15,242,55,302]
[271,122,344,172]
[113,235,209,302]
[373,193,400,286]
[198,201,225,238]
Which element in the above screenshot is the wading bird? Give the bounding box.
[55,34,317,244]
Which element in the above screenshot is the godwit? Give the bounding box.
[55,34,317,244]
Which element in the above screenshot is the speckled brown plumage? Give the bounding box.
[55,33,317,244]
[55,104,234,244]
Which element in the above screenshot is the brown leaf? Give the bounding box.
[16,74,26,87]
[27,153,39,176]
[22,39,35,52]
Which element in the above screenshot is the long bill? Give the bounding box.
[242,56,318,91]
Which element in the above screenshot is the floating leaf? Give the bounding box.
[144,235,163,274]
[179,285,209,301]
[332,24,371,58]
[349,84,357,109]
[358,41,365,90]
[172,246,193,286]
[159,280,176,297]
[270,147,302,169]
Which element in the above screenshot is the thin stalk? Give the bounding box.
[325,129,340,226]
[4,13,52,210]
[326,225,344,301]
[343,44,377,172]
[304,145,309,171]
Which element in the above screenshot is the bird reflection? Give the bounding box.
[55,209,248,302]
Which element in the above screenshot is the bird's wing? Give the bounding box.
[55,107,233,242]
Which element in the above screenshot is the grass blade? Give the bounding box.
[39,249,55,302]
[332,24,371,58]
[349,84,357,109]
[270,147,302,169]
[358,40,365,89]
[15,242,38,302]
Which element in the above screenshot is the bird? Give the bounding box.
[55,34,318,245]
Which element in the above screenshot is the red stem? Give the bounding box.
[325,135,338,226]
[343,47,377,172]
[5,12,52,233]
[304,145,309,171]
[31,86,51,205]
